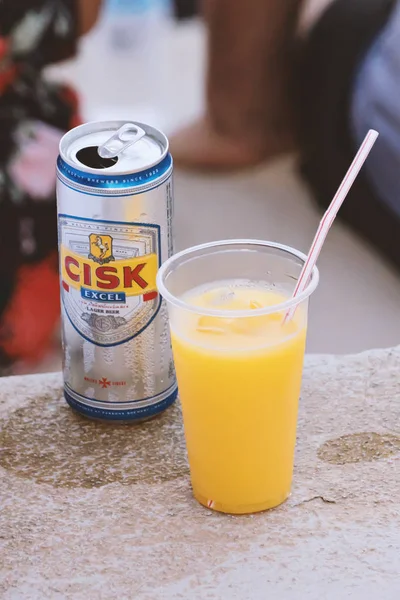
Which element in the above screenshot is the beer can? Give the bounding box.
[56,121,177,421]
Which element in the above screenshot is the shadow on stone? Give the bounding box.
[0,394,188,488]
[317,432,400,465]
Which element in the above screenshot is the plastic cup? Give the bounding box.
[157,240,319,514]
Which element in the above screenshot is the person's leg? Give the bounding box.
[351,1,400,240]
[294,0,400,270]
[171,0,303,170]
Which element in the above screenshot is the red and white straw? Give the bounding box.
[284,129,379,323]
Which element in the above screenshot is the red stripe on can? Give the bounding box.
[143,291,158,302]
[62,281,69,292]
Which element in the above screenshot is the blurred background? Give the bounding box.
[2,0,400,375]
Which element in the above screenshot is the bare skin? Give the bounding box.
[171,0,305,170]
[78,0,102,36]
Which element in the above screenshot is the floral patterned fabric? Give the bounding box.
[0,0,80,373]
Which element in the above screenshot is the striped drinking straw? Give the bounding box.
[284,129,379,324]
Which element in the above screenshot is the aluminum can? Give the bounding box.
[56,120,177,421]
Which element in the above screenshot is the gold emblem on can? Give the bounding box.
[88,234,114,265]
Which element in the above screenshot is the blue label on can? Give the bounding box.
[81,288,126,303]
[57,153,173,192]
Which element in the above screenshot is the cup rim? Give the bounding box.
[156,239,320,318]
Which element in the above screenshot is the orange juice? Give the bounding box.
[171,281,307,514]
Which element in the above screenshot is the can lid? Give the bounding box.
[59,121,168,175]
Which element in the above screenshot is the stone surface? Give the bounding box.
[1,347,400,599]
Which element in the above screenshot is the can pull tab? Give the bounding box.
[97,123,146,159]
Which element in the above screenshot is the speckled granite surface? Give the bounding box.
[1,347,400,599]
